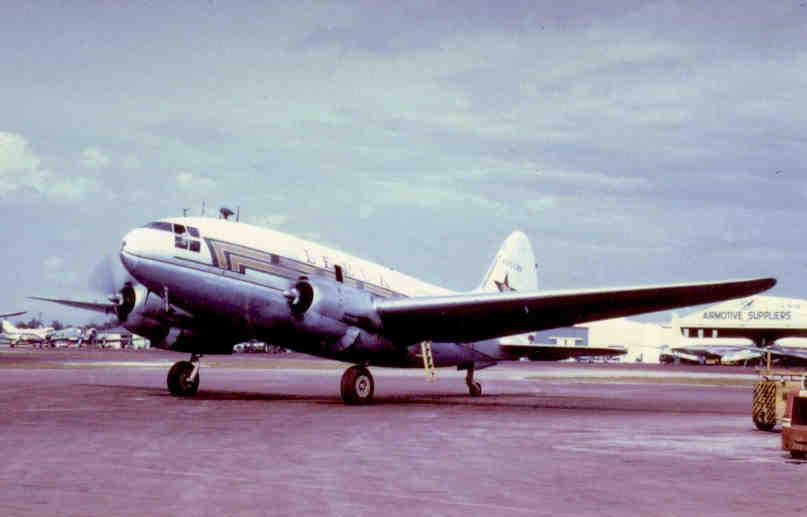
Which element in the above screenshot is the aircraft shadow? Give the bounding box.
[78,383,732,414]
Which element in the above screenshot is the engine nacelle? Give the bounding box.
[116,283,163,323]
[284,278,393,355]
[285,278,381,331]
[114,283,173,346]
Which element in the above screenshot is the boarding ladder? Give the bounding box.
[420,341,436,381]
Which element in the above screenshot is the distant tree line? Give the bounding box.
[15,317,118,331]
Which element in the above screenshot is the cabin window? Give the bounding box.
[188,226,200,238]
[334,265,344,283]
[271,254,280,265]
[174,235,188,249]
[189,240,201,252]
[174,224,186,235]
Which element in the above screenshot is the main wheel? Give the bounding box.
[468,381,482,397]
[340,366,374,405]
[167,360,199,396]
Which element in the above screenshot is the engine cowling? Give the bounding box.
[113,283,170,343]
[285,278,381,330]
[283,278,393,355]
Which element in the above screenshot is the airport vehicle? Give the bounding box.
[782,382,807,458]
[34,217,775,404]
[0,313,53,347]
[753,367,806,431]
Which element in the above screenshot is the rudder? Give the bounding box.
[478,231,538,293]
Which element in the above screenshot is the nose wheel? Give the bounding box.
[167,354,201,396]
[341,365,374,405]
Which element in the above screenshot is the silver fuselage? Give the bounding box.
[119,218,503,367]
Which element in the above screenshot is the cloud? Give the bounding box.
[524,197,557,213]
[42,256,77,286]
[252,214,287,228]
[175,171,216,192]
[80,147,110,169]
[0,132,97,202]
[122,156,141,169]
[0,131,40,171]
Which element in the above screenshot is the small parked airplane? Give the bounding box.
[33,217,775,403]
[0,312,53,346]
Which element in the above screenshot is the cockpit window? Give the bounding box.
[145,221,172,232]
[173,224,201,253]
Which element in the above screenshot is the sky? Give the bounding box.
[1,1,805,325]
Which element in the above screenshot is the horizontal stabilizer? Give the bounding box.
[501,344,626,361]
[376,277,776,343]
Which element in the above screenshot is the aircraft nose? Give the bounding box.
[119,229,145,274]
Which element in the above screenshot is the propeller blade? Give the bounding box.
[88,254,132,294]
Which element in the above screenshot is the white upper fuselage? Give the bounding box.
[121,217,454,299]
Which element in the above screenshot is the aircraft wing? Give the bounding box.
[768,347,807,363]
[500,344,626,361]
[376,277,776,343]
[28,296,116,314]
[0,311,26,318]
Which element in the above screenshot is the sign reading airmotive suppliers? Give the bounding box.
[701,310,792,321]
[679,296,806,330]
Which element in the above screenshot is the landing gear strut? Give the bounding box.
[167,353,201,396]
[341,365,374,405]
[466,366,482,397]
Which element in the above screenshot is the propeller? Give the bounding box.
[88,254,132,304]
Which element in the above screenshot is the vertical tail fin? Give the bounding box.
[478,231,538,293]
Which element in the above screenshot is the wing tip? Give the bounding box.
[751,277,777,292]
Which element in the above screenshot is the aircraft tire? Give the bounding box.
[340,365,374,405]
[790,450,806,459]
[753,419,775,432]
[167,360,199,396]
[468,381,482,397]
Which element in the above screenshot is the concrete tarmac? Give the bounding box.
[0,348,804,516]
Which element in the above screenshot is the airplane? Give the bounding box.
[0,312,53,347]
[32,217,776,404]
[659,344,762,366]
[47,327,96,347]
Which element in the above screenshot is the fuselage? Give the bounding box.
[1,321,52,344]
[119,217,500,367]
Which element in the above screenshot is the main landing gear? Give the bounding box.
[341,365,374,405]
[167,353,201,396]
[466,365,482,397]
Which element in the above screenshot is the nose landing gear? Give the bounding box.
[167,353,201,396]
